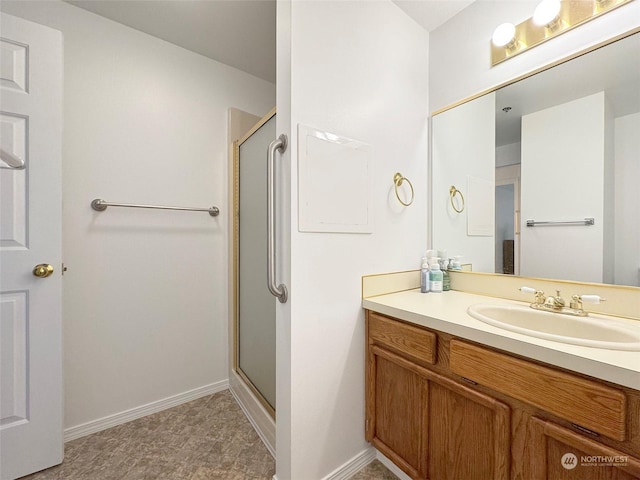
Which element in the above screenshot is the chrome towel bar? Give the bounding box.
[91,199,219,217]
[526,218,594,227]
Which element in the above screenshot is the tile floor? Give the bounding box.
[350,460,398,480]
[21,390,397,480]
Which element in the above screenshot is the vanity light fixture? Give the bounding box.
[492,22,517,49]
[532,0,562,28]
[491,0,634,66]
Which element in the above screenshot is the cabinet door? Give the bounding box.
[428,371,511,480]
[529,418,640,480]
[367,346,429,479]
[367,345,510,480]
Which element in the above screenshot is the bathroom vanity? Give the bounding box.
[363,290,640,480]
[361,21,640,480]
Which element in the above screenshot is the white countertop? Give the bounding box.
[363,289,640,390]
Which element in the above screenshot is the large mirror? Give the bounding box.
[431,30,640,287]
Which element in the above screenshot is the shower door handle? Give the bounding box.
[267,134,288,303]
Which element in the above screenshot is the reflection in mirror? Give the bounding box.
[432,31,640,287]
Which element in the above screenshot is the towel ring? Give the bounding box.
[394,172,414,207]
[449,185,465,213]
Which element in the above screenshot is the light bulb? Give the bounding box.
[492,23,516,48]
[533,0,561,26]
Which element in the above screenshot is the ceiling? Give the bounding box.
[495,32,640,147]
[66,0,475,84]
[392,0,475,32]
[67,0,278,82]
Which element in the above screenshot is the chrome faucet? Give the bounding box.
[519,287,605,317]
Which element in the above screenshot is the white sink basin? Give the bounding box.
[467,304,640,351]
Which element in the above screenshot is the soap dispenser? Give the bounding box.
[429,258,443,293]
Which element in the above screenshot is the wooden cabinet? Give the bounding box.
[365,310,640,480]
[367,313,510,479]
[528,418,640,480]
[424,365,510,480]
[367,346,429,478]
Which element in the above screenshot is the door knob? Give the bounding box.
[33,264,54,278]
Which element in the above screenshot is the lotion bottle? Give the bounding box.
[441,258,451,291]
[429,258,443,293]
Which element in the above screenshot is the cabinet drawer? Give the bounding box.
[450,340,626,441]
[368,312,436,365]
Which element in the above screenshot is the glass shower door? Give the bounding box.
[236,113,276,414]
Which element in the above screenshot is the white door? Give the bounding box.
[521,93,606,282]
[0,13,63,480]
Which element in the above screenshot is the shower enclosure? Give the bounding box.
[230,110,277,449]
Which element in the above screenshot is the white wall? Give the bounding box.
[429,0,640,112]
[496,142,521,167]
[0,1,275,430]
[603,97,615,284]
[277,1,429,478]
[520,93,606,282]
[432,92,495,273]
[614,112,640,286]
[275,1,293,476]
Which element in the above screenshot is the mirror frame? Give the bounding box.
[428,26,640,291]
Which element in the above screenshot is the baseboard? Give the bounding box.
[64,380,229,442]
[271,447,377,480]
[322,447,376,480]
[375,450,413,480]
[229,371,276,457]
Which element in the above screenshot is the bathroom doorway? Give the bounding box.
[495,165,521,276]
[229,108,277,452]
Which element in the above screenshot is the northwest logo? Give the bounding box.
[561,453,578,470]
